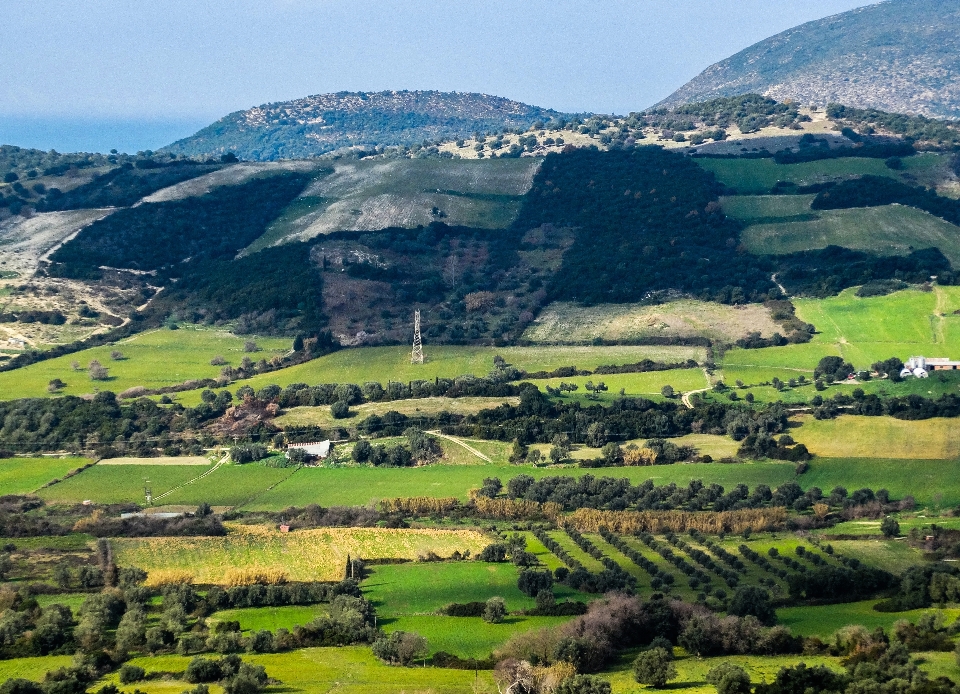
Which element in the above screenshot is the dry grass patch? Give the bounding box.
[115,525,490,585]
[275,396,518,430]
[523,300,780,344]
[97,456,212,466]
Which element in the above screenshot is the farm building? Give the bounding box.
[899,356,960,378]
[286,440,331,461]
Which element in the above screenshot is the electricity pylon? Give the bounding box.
[411,310,424,364]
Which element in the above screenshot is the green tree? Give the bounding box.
[632,647,677,688]
[330,401,350,419]
[483,597,506,624]
[706,663,751,694]
[728,585,776,626]
[881,516,900,538]
[660,385,675,398]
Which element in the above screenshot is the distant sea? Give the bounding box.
[0,116,210,154]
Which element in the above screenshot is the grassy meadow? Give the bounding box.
[716,286,960,405]
[0,457,88,495]
[112,525,490,584]
[792,415,960,459]
[0,326,290,401]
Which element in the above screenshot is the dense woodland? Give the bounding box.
[46,173,311,278]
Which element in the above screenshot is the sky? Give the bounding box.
[0,0,879,152]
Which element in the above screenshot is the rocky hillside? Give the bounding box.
[658,0,960,120]
[162,90,577,161]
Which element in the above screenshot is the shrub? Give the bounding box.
[728,585,776,626]
[632,647,676,688]
[372,631,429,666]
[118,665,145,685]
[330,401,350,419]
[554,675,612,694]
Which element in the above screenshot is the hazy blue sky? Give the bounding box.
[0,0,877,151]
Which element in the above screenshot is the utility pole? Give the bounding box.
[411,310,424,364]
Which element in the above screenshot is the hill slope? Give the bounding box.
[161,90,576,161]
[658,0,960,119]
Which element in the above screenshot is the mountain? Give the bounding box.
[161,90,578,161]
[658,0,960,120]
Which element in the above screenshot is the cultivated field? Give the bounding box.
[0,456,88,495]
[793,415,960,459]
[522,300,781,344]
[0,326,290,400]
[243,157,540,253]
[37,462,217,505]
[697,155,937,194]
[740,204,960,265]
[112,525,490,584]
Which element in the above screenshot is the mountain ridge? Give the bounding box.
[658,0,960,120]
[161,90,580,161]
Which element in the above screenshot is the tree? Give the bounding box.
[728,585,776,626]
[706,663,751,694]
[88,360,109,381]
[632,647,677,688]
[881,516,900,538]
[518,569,553,597]
[330,401,350,419]
[243,341,260,353]
[483,597,506,624]
[510,438,528,463]
[47,378,66,393]
[352,439,372,463]
[110,350,124,360]
[478,543,507,562]
[372,631,428,666]
[660,385,675,398]
[118,665,145,685]
[478,477,502,498]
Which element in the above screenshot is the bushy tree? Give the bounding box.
[554,675,612,694]
[728,586,776,626]
[881,516,900,538]
[706,663,751,694]
[632,647,676,688]
[483,597,506,624]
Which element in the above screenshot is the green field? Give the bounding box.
[172,344,705,406]
[792,415,960,459]
[801,457,960,509]
[0,656,74,683]
[778,602,960,638]
[212,605,327,632]
[241,461,797,511]
[536,368,709,404]
[740,204,960,266]
[365,562,588,617]
[0,326,290,401]
[720,194,819,220]
[102,648,496,694]
[0,457,88,495]
[37,462,217,505]
[717,286,960,404]
[698,155,935,194]
[382,614,573,659]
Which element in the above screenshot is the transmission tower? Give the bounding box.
[411,310,424,364]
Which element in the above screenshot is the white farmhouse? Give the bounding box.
[286,440,331,461]
[899,356,960,378]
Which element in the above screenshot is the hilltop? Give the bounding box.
[161,90,578,161]
[659,0,960,120]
